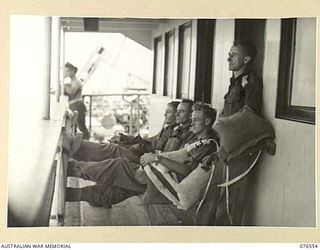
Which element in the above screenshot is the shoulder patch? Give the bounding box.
[173,125,180,131]
[184,139,219,152]
[241,75,249,87]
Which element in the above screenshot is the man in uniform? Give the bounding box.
[140,103,220,225]
[65,100,196,207]
[196,40,263,226]
[66,101,180,165]
[220,40,262,117]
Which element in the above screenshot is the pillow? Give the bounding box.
[213,105,275,162]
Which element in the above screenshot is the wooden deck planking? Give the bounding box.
[145,203,181,226]
[77,179,112,226]
[64,177,81,226]
[109,195,151,226]
[80,202,111,226]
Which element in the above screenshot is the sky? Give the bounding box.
[64,32,153,94]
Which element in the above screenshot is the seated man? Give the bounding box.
[140,103,219,225]
[66,101,180,164]
[162,99,196,152]
[65,102,217,209]
[65,99,196,207]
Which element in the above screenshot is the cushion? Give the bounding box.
[213,105,275,162]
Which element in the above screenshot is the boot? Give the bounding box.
[70,131,83,156]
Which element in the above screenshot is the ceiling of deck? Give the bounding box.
[60,17,169,32]
[60,17,169,49]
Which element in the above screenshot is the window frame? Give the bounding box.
[275,18,315,125]
[176,21,192,99]
[163,29,175,97]
[152,35,163,95]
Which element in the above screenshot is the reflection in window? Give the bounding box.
[164,30,175,97]
[291,18,316,107]
[276,18,315,125]
[177,21,192,99]
[152,36,163,94]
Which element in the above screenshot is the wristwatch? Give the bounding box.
[155,154,161,162]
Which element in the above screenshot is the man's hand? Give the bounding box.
[109,134,121,143]
[140,152,159,166]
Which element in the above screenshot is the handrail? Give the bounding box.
[8,97,69,227]
[83,93,149,136]
[83,93,149,97]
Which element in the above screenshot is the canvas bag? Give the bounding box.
[144,139,219,211]
[213,105,275,162]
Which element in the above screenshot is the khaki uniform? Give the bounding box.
[73,123,178,164]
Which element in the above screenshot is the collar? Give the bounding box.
[197,128,217,140]
[230,71,250,83]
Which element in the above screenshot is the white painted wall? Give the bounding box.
[211,19,235,114]
[247,19,316,227]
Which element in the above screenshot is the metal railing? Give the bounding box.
[83,92,149,137]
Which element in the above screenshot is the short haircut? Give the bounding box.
[65,62,78,74]
[233,40,257,61]
[192,102,217,126]
[180,99,194,111]
[167,101,180,110]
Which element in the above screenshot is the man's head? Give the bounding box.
[227,40,257,73]
[164,101,179,125]
[175,99,193,126]
[64,62,78,78]
[191,103,217,136]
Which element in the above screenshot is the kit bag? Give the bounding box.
[213,105,275,162]
[144,161,215,210]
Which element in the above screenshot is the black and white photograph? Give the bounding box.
[2,0,319,244]
[7,15,316,229]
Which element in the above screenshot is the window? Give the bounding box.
[164,29,175,97]
[177,21,192,99]
[152,36,163,94]
[194,19,215,103]
[276,18,316,125]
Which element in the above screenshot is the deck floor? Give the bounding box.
[64,177,182,226]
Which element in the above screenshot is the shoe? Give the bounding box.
[64,109,73,120]
[65,187,81,202]
[70,132,83,156]
[67,160,82,177]
[71,110,78,127]
[89,203,104,208]
[61,130,73,154]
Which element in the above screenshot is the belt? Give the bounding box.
[68,98,82,105]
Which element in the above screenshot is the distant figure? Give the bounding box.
[64,62,90,140]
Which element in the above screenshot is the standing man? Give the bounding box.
[64,62,90,140]
[221,40,262,117]
[212,40,263,226]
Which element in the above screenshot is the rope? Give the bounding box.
[226,165,233,225]
[195,139,219,216]
[217,150,262,188]
[195,162,216,216]
[221,150,262,225]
